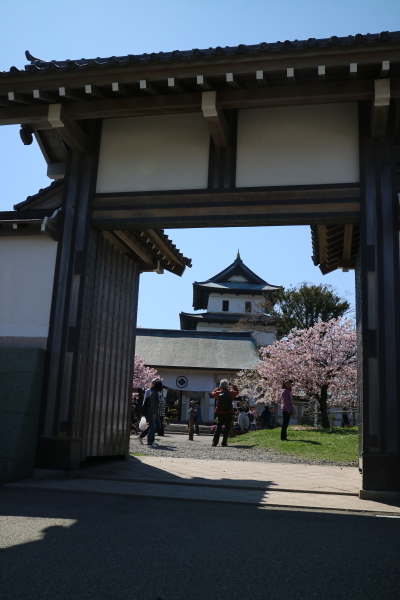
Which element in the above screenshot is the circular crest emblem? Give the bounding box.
[176,376,188,389]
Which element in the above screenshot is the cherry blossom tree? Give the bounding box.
[133,355,158,390]
[237,318,357,428]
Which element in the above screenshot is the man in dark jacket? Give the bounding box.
[211,379,239,447]
[147,379,162,446]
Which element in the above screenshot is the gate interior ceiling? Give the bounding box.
[1,31,400,492]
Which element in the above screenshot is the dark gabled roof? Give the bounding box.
[14,179,64,211]
[136,328,259,371]
[12,180,191,269]
[179,311,276,331]
[193,253,280,310]
[311,224,360,274]
[1,33,400,77]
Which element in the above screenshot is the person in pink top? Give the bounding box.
[281,379,293,441]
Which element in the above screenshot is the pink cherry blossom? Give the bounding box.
[236,318,357,427]
[132,355,158,390]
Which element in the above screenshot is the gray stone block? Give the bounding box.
[0,372,44,415]
[0,413,39,460]
[0,347,45,374]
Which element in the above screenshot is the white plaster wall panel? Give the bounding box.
[236,103,359,187]
[157,369,215,392]
[96,114,210,193]
[0,237,57,337]
[207,295,262,313]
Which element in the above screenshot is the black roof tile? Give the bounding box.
[1,31,400,76]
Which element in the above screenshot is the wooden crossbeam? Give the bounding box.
[8,92,31,105]
[256,70,268,86]
[318,65,326,82]
[168,78,183,92]
[143,229,184,272]
[111,82,130,96]
[197,75,212,90]
[2,79,397,125]
[33,89,57,103]
[201,91,230,148]
[59,87,85,101]
[287,68,296,84]
[139,80,157,94]
[349,63,358,79]
[380,60,390,78]
[226,73,240,88]
[91,186,360,230]
[85,84,107,98]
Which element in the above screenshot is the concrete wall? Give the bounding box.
[96,113,210,193]
[236,103,359,187]
[0,236,58,338]
[0,344,45,482]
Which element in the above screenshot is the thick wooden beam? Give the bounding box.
[91,185,360,229]
[201,91,230,148]
[113,230,153,264]
[371,79,390,138]
[342,223,354,272]
[48,104,89,155]
[2,80,399,126]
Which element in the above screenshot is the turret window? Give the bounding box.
[245,301,252,313]
[222,300,229,312]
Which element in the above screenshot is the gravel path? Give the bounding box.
[129,436,357,467]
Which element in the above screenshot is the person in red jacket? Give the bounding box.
[211,379,239,447]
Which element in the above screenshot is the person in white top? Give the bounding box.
[237,408,249,432]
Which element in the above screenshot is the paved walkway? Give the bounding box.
[7,455,400,515]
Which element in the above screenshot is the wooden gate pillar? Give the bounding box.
[357,101,400,494]
[35,121,102,473]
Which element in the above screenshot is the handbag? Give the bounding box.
[139,416,148,431]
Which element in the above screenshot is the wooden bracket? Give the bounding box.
[372,79,390,138]
[48,104,89,155]
[201,91,230,148]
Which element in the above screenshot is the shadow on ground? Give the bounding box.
[0,488,399,600]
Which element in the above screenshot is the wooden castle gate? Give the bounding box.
[1,32,400,494]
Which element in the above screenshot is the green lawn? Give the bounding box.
[228,427,358,464]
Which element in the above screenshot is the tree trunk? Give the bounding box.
[319,385,330,429]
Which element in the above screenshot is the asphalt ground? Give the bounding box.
[1,488,400,600]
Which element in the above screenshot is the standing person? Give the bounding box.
[248,406,257,431]
[136,378,161,445]
[269,405,276,429]
[261,405,270,429]
[147,379,163,446]
[195,400,202,436]
[211,380,239,447]
[281,379,293,441]
[237,407,249,433]
[158,392,167,436]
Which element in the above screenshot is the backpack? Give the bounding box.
[248,412,254,423]
[217,391,232,412]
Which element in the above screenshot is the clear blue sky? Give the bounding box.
[1,1,399,327]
